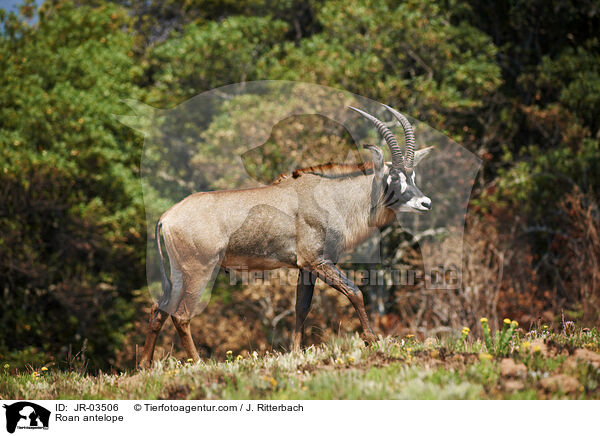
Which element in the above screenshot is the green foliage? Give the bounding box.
[0,0,144,369]
[480,318,493,351]
[263,0,501,125]
[479,317,519,355]
[473,1,600,214]
[147,16,289,104]
[0,0,599,370]
[498,320,518,355]
[120,0,320,50]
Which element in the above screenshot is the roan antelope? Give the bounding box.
[139,105,433,367]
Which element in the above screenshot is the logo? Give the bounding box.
[3,402,50,434]
[118,81,481,317]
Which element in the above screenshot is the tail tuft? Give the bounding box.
[155,220,172,311]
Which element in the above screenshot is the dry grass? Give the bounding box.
[2,326,600,400]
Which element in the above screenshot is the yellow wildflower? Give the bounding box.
[41,366,48,371]
[533,345,541,353]
[543,325,548,329]
[236,355,243,361]
[186,358,193,363]
[226,350,233,355]
[480,317,488,323]
[512,320,519,327]
[348,357,355,363]
[503,318,511,325]
[265,376,277,388]
[522,341,531,351]
[406,334,415,339]
[3,363,9,369]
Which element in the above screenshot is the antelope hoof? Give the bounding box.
[361,332,377,346]
[137,359,152,371]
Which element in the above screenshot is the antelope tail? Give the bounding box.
[155,220,172,311]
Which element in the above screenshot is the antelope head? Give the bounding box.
[350,105,433,213]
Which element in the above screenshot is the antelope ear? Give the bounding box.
[413,146,434,167]
[364,145,384,210]
[363,144,384,174]
[363,144,385,188]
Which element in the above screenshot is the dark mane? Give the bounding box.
[271,161,374,184]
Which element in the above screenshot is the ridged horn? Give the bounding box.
[349,106,404,172]
[382,104,416,171]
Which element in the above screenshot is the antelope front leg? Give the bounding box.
[313,260,377,344]
[292,269,316,352]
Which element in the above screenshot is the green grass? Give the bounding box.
[2,328,600,399]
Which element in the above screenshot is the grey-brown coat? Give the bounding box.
[139,106,432,367]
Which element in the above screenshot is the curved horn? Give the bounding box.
[349,106,404,171]
[382,104,416,170]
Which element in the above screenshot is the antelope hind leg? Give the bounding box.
[169,262,221,362]
[139,303,169,369]
[171,315,201,362]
